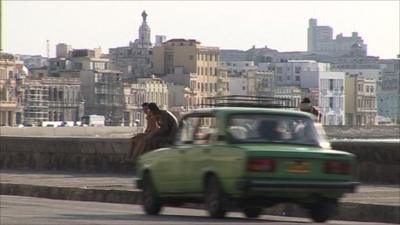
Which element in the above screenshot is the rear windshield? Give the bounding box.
[227,114,329,147]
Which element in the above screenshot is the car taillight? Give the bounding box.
[325,160,351,174]
[247,158,276,172]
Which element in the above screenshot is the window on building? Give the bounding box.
[371,86,374,93]
[295,66,301,74]
[358,84,363,91]
[329,97,334,108]
[329,79,334,91]
[295,76,300,81]
[277,67,283,74]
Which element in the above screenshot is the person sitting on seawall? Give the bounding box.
[129,103,179,161]
[123,102,158,163]
[299,97,322,122]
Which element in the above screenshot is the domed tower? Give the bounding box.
[138,10,151,46]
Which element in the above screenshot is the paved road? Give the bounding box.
[0,195,396,225]
[1,170,399,206]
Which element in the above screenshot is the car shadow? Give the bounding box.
[59,213,309,224]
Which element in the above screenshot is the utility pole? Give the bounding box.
[46,40,50,58]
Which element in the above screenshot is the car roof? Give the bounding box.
[186,107,314,119]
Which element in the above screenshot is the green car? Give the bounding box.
[136,107,359,222]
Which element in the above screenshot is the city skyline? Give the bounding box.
[3,1,399,58]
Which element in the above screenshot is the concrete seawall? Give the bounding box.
[1,125,398,139]
[1,136,399,184]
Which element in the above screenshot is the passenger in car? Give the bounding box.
[258,120,282,140]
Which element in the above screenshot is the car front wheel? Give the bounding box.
[142,173,162,215]
[309,199,338,223]
[204,175,227,218]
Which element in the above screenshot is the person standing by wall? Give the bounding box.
[299,97,322,122]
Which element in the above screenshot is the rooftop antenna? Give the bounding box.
[46,40,50,58]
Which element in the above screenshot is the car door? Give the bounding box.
[160,115,200,193]
[180,114,217,193]
[153,115,199,194]
[153,147,184,194]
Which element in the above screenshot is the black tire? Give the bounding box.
[309,199,338,223]
[204,175,227,218]
[142,173,162,215]
[243,207,262,218]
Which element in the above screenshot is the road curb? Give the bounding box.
[1,183,398,223]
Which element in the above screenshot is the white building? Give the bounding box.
[318,72,346,125]
[274,60,330,87]
[137,76,168,109]
[219,61,257,76]
[228,75,250,96]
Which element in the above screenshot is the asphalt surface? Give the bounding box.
[1,170,399,206]
[0,170,399,224]
[1,195,397,225]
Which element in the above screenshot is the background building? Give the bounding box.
[109,11,153,79]
[318,72,345,125]
[307,18,367,56]
[123,82,146,127]
[345,74,377,126]
[0,53,26,126]
[153,38,220,107]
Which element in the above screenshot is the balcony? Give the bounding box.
[0,101,17,109]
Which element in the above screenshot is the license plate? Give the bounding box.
[286,161,311,173]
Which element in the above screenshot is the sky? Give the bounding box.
[2,1,399,59]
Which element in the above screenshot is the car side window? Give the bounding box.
[176,115,216,145]
[177,117,199,144]
[193,116,217,145]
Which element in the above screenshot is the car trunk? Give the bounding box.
[238,144,356,181]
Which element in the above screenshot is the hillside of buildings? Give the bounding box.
[1,13,399,129]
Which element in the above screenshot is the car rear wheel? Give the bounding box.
[309,199,338,223]
[142,173,162,215]
[243,207,263,218]
[204,175,227,218]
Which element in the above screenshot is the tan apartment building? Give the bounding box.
[345,74,377,126]
[153,39,220,107]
